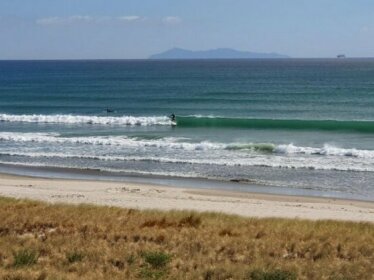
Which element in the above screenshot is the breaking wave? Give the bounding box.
[1,132,374,159]
[0,132,222,150]
[2,113,374,134]
[1,151,373,172]
[0,114,172,126]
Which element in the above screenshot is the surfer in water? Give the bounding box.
[170,113,176,122]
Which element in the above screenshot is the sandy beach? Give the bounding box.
[0,173,373,222]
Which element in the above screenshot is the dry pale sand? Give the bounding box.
[0,173,373,222]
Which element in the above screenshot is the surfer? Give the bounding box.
[106,108,114,113]
[170,113,176,122]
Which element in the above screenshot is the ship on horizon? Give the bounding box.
[337,54,346,58]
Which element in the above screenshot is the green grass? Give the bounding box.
[247,269,297,280]
[12,249,39,268]
[142,251,171,269]
[66,251,84,264]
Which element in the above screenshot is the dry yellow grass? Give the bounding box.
[0,196,373,280]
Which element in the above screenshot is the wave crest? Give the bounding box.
[177,116,374,133]
[275,143,374,158]
[1,132,373,159]
[0,114,172,126]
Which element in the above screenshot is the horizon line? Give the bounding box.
[2,57,374,61]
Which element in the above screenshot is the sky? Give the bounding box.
[1,0,374,59]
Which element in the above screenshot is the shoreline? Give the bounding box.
[0,172,373,222]
[1,162,372,202]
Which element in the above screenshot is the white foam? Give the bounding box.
[0,151,223,165]
[0,113,172,126]
[0,132,223,151]
[275,143,374,158]
[1,132,374,159]
[0,160,203,179]
[2,149,374,172]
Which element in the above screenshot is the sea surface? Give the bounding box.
[0,59,374,200]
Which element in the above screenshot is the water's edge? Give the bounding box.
[0,163,372,202]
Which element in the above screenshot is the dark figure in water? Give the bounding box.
[106,108,114,113]
[170,113,176,122]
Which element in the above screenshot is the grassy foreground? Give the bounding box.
[0,197,373,280]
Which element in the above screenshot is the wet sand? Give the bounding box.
[0,173,373,222]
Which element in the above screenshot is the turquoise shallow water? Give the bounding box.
[0,59,374,200]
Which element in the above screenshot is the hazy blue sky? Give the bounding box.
[1,0,373,59]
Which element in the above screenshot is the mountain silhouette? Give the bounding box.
[149,48,289,59]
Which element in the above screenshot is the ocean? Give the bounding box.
[0,59,374,201]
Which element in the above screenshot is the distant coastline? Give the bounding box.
[149,47,289,59]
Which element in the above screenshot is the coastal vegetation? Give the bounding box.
[0,196,373,279]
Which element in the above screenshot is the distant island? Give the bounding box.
[149,48,290,59]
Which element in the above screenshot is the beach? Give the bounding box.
[2,60,374,203]
[1,60,374,279]
[1,59,374,220]
[1,173,373,222]
[3,2,374,278]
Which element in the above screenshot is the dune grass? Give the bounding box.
[0,196,373,279]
